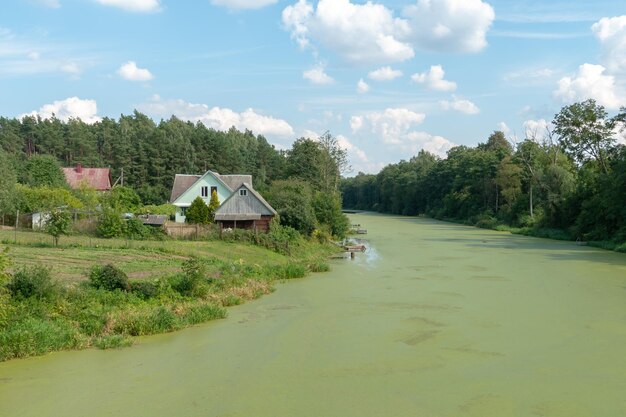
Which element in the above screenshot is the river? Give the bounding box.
[1,213,625,417]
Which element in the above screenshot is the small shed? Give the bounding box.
[214,183,276,232]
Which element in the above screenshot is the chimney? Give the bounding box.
[76,163,83,173]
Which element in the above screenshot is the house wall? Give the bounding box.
[173,174,232,223]
[218,215,274,233]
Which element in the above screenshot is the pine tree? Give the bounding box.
[186,196,209,224]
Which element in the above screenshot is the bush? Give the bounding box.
[97,209,124,238]
[88,264,130,291]
[170,257,208,297]
[130,280,160,300]
[7,265,58,300]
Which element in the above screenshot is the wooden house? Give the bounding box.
[214,183,277,232]
[169,171,276,231]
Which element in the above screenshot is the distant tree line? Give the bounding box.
[0,113,350,238]
[342,100,626,246]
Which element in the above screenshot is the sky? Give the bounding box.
[1,0,625,174]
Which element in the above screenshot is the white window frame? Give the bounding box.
[239,189,248,196]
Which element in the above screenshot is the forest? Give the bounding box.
[0,112,349,239]
[342,100,626,249]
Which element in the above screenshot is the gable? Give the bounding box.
[215,183,276,220]
[172,171,232,206]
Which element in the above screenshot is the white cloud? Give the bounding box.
[368,66,403,81]
[554,63,622,110]
[27,51,40,60]
[303,64,334,84]
[411,65,456,91]
[405,131,455,158]
[211,0,277,9]
[20,97,101,124]
[352,108,426,144]
[117,61,154,81]
[592,15,626,74]
[138,96,294,138]
[357,78,370,94]
[95,0,161,12]
[403,0,495,53]
[283,0,414,64]
[503,67,556,83]
[60,62,81,75]
[337,134,369,163]
[282,0,314,49]
[440,96,480,114]
[523,119,551,141]
[350,115,364,132]
[497,122,510,136]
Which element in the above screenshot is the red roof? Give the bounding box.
[62,165,112,191]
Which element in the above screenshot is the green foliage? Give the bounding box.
[21,154,66,188]
[94,334,133,350]
[0,248,11,328]
[186,196,210,224]
[15,184,82,213]
[123,218,150,240]
[553,99,621,174]
[103,186,142,212]
[45,210,72,246]
[267,179,316,235]
[135,204,176,216]
[171,257,208,297]
[7,265,58,300]
[0,317,86,361]
[88,264,130,291]
[312,192,350,238]
[0,150,17,216]
[207,189,219,223]
[274,262,307,280]
[97,209,124,238]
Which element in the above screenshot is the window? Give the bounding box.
[210,186,217,196]
[201,186,208,197]
[239,189,248,196]
[181,207,187,216]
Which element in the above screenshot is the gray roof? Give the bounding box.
[170,174,201,203]
[214,183,277,221]
[218,175,252,191]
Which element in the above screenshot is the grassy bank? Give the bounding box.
[0,229,337,361]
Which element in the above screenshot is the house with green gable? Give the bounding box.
[169,170,276,231]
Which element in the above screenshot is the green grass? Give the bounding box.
[0,229,338,361]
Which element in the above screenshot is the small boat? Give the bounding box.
[344,244,366,252]
[356,229,367,234]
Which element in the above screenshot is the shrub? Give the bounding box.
[186,196,209,224]
[124,218,149,240]
[130,280,160,300]
[88,264,130,291]
[97,209,124,238]
[309,260,330,273]
[7,265,58,300]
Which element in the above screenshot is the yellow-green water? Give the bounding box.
[1,213,626,416]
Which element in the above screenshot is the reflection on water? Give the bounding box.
[1,213,626,417]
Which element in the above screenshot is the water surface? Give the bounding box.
[2,213,625,416]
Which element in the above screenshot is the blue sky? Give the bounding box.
[1,0,625,174]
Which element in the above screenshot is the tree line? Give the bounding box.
[342,100,626,247]
[0,113,350,238]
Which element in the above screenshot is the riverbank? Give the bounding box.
[0,229,337,361]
